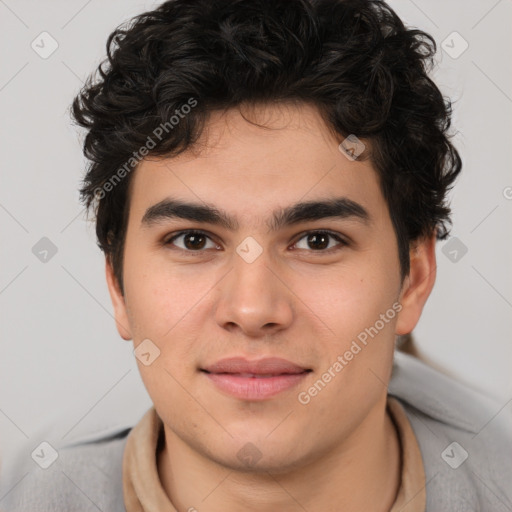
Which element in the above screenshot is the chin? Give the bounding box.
[216,450,309,476]
[203,434,312,476]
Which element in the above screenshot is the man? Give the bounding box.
[3,0,511,510]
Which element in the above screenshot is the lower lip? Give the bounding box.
[203,372,309,400]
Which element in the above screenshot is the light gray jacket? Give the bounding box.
[1,351,511,511]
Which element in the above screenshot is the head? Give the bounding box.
[72,0,461,473]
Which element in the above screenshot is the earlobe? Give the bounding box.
[395,233,437,336]
[105,258,132,341]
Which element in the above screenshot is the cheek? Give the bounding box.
[137,357,209,441]
[294,259,399,340]
[292,267,399,429]
[123,256,213,387]
[124,252,209,340]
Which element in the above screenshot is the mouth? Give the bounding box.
[200,357,312,400]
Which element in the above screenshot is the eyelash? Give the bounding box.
[163,229,349,255]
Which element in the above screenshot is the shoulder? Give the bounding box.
[0,418,135,512]
[389,351,512,511]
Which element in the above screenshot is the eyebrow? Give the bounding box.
[141,196,370,231]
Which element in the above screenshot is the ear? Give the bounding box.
[105,258,132,340]
[395,233,437,336]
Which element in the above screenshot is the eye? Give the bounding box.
[164,230,219,252]
[292,230,348,252]
[164,229,348,254]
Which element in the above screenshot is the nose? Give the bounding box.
[214,248,294,338]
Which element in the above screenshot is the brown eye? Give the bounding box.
[182,232,207,250]
[165,230,218,251]
[293,231,347,252]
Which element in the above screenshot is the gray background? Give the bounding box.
[1,0,511,494]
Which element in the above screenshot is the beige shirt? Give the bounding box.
[123,396,426,511]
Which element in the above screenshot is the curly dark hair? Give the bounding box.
[71,0,462,294]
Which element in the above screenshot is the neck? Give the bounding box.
[157,394,401,512]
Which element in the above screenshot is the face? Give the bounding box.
[107,101,433,473]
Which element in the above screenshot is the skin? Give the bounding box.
[106,101,436,511]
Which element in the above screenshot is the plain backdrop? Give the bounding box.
[1,0,511,491]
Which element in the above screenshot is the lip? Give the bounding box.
[201,357,311,400]
[203,357,308,375]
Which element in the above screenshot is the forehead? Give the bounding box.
[127,102,386,226]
